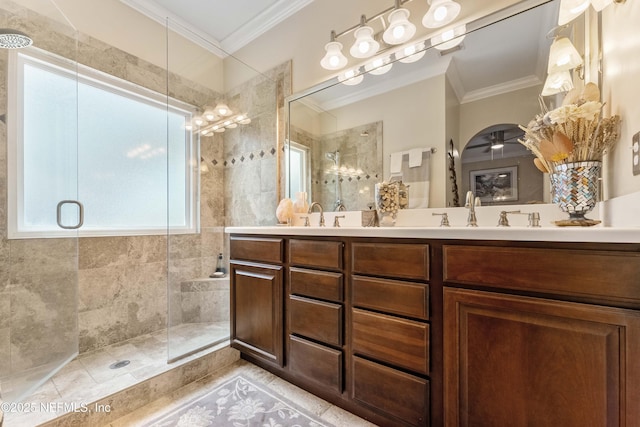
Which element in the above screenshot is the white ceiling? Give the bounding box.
[119,0,314,54]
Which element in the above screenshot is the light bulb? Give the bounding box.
[398,44,426,63]
[338,68,364,86]
[358,41,370,55]
[423,0,461,28]
[350,26,379,58]
[434,6,448,21]
[383,8,416,45]
[320,41,348,70]
[431,25,466,51]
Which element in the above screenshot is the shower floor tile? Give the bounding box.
[4,322,230,427]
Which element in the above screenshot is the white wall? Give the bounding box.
[458,85,543,153]
[602,1,640,199]
[327,76,448,207]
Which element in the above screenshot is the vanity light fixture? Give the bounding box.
[365,56,393,75]
[558,0,625,24]
[541,70,574,96]
[422,0,461,28]
[547,36,583,73]
[203,107,217,121]
[431,25,466,50]
[196,113,251,136]
[397,41,427,63]
[383,1,416,45]
[320,0,466,76]
[338,68,365,85]
[320,31,348,70]
[350,16,380,59]
[192,116,205,127]
[214,103,232,117]
[558,0,590,25]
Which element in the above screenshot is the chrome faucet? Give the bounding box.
[308,202,325,227]
[465,191,478,227]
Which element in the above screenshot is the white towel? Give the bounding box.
[390,152,403,174]
[409,148,423,168]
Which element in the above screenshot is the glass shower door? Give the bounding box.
[0,0,80,403]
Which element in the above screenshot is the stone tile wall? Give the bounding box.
[223,61,291,227]
[291,121,383,212]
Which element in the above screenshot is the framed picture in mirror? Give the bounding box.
[470,166,518,204]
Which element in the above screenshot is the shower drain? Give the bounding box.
[109,360,131,369]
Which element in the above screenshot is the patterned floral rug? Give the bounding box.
[144,375,335,427]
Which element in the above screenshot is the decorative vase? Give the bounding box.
[551,161,601,226]
[293,191,309,213]
[374,181,399,226]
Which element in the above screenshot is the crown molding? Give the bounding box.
[221,0,314,53]
[120,0,313,58]
[461,75,543,104]
[119,0,227,56]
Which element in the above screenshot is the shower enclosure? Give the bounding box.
[0,0,276,408]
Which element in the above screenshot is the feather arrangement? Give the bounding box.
[519,83,620,173]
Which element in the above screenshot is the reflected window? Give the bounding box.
[285,140,310,197]
[8,49,198,238]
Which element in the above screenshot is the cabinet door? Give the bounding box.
[444,287,640,427]
[230,261,283,367]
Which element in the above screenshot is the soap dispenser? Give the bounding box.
[211,253,226,277]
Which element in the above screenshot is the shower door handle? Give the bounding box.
[56,200,84,229]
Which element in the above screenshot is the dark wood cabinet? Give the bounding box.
[444,287,640,427]
[230,238,284,368]
[350,241,432,426]
[286,239,346,396]
[230,233,640,427]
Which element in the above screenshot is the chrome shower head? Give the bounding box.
[325,150,340,164]
[0,29,33,49]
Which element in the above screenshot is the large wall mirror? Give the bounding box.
[286,0,598,210]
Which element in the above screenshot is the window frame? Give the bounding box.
[285,139,311,198]
[7,47,199,239]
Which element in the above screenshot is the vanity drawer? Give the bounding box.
[289,296,343,347]
[443,245,640,307]
[352,356,429,427]
[352,242,429,281]
[352,308,429,375]
[230,236,283,264]
[289,335,343,394]
[352,275,429,320]
[290,267,343,303]
[289,239,343,270]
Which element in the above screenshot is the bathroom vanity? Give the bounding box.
[227,226,640,427]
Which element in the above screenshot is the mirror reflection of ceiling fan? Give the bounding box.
[468,126,525,153]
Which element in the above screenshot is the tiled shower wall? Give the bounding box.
[0,2,287,362]
[291,121,382,212]
[222,62,291,227]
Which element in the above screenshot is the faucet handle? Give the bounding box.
[300,216,310,227]
[512,211,541,227]
[497,210,521,227]
[432,212,450,227]
[333,215,346,227]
